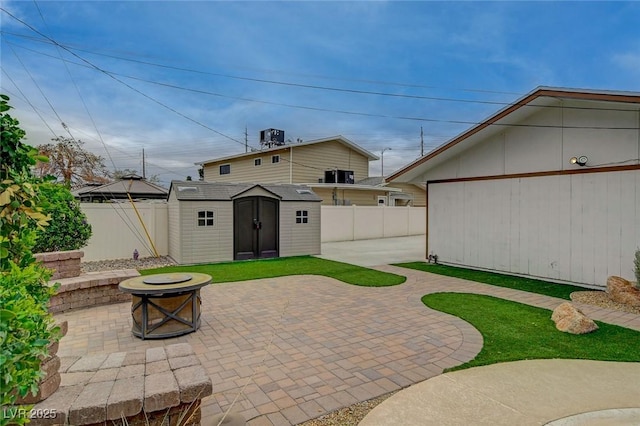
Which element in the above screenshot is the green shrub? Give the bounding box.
[33,182,92,253]
[0,263,59,406]
[0,95,59,422]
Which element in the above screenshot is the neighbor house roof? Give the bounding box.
[74,175,168,200]
[169,181,322,202]
[387,86,640,183]
[304,183,403,193]
[356,176,386,186]
[195,135,379,165]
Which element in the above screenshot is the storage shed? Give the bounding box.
[167,181,322,264]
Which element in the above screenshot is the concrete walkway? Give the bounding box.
[54,237,640,425]
[318,235,425,267]
[360,359,640,426]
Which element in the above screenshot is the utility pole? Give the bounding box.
[244,125,249,153]
[142,148,146,179]
[420,126,424,157]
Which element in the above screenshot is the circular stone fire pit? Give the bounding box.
[119,272,211,339]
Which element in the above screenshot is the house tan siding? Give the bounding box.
[311,187,389,206]
[291,141,369,183]
[202,140,370,184]
[279,202,321,257]
[391,183,426,206]
[203,148,291,183]
[178,201,233,264]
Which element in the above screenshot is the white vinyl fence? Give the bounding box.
[80,203,425,261]
[321,206,426,242]
[81,203,168,262]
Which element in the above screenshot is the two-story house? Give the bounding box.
[197,134,425,206]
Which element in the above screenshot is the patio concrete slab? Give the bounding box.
[359,359,640,426]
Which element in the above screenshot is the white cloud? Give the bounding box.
[612,51,640,75]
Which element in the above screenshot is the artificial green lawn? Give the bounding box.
[396,262,585,299]
[141,256,405,287]
[422,292,640,372]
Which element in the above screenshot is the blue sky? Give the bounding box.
[2,1,639,186]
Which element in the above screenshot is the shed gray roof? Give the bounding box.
[169,181,322,202]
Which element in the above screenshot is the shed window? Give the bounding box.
[272,155,280,164]
[254,158,262,166]
[295,210,308,224]
[220,164,230,175]
[198,210,214,227]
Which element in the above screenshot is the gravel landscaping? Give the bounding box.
[299,392,396,426]
[81,255,176,273]
[571,291,640,315]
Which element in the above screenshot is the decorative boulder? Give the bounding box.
[551,302,598,334]
[606,276,640,308]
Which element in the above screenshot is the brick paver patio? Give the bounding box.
[54,265,640,425]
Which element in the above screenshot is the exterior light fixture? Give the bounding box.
[570,156,588,166]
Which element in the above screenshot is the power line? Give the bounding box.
[5,44,74,140]
[3,27,637,137]
[0,28,529,97]
[3,32,638,115]
[117,72,640,130]
[1,68,57,137]
[1,8,252,150]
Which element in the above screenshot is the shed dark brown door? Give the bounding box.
[234,196,279,260]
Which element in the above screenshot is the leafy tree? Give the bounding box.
[32,181,92,253]
[0,95,59,420]
[34,137,110,187]
[112,168,139,179]
[0,96,47,178]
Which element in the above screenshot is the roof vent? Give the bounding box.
[296,189,313,195]
[177,186,198,192]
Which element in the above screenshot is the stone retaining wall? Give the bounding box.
[28,344,212,426]
[48,269,140,313]
[35,250,84,280]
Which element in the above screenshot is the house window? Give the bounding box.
[296,210,308,224]
[198,210,214,227]
[220,164,230,175]
[272,155,280,164]
[254,158,262,166]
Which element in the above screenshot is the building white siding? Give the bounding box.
[428,169,640,287]
[279,202,321,257]
[418,101,640,182]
